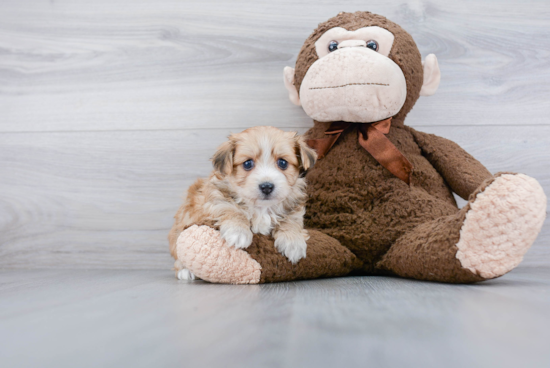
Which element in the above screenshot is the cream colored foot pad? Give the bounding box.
[456,174,546,278]
[176,225,262,284]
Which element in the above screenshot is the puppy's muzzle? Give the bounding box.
[259,182,275,196]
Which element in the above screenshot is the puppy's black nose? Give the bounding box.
[259,182,275,195]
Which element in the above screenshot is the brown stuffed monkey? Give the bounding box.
[169,11,547,284]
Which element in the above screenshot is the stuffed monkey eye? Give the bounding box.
[366,40,379,51]
[277,158,288,170]
[243,159,255,171]
[328,40,339,52]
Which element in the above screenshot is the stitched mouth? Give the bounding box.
[310,82,389,90]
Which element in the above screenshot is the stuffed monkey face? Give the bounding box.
[299,26,406,123]
[284,12,441,123]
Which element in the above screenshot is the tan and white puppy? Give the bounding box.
[169,126,317,273]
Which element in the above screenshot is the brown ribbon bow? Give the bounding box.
[305,117,413,184]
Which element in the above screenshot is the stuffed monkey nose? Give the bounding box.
[338,40,367,49]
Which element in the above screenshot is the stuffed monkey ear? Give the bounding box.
[295,135,317,171]
[212,138,235,176]
[420,54,441,96]
[283,66,301,106]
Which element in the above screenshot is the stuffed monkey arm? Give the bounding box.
[407,127,493,200]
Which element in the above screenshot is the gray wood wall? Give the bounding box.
[1,0,549,269]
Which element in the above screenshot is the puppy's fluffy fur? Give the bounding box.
[169,126,317,265]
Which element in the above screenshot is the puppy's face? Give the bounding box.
[212,126,316,206]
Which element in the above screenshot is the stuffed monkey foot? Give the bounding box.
[176,225,262,284]
[455,173,546,278]
[175,225,360,284]
[378,173,547,283]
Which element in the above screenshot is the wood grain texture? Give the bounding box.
[0,0,549,269]
[1,269,550,368]
[0,0,549,132]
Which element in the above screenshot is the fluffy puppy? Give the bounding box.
[169,126,317,267]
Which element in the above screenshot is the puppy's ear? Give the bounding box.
[212,137,235,176]
[295,135,317,171]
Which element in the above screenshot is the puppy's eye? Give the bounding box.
[366,40,379,51]
[277,159,288,170]
[328,40,339,52]
[243,159,254,171]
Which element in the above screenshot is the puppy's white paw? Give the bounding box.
[274,231,307,264]
[177,268,196,281]
[220,223,254,249]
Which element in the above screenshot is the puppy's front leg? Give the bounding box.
[273,212,309,264]
[219,214,253,249]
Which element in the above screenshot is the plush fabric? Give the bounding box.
[176,226,360,284]
[299,44,407,123]
[375,173,547,282]
[455,173,547,278]
[177,225,262,284]
[246,229,361,283]
[408,128,492,200]
[419,54,440,96]
[302,122,482,279]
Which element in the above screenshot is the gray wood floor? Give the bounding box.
[1,268,550,368]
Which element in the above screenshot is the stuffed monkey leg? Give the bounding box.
[377,173,546,283]
[174,226,361,284]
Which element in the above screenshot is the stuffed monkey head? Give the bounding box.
[284,11,440,124]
